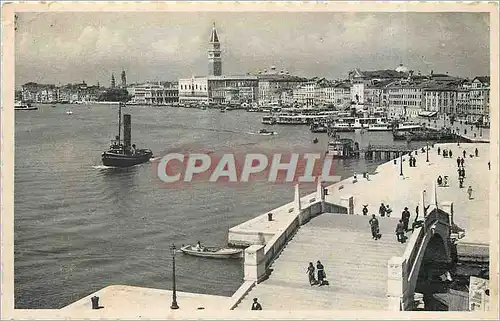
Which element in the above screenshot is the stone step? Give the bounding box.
[237,283,387,310]
[263,278,387,298]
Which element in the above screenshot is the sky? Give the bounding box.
[15,11,490,87]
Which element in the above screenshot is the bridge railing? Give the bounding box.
[388,207,452,311]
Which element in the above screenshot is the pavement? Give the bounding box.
[417,116,490,142]
[235,214,407,310]
[59,285,231,317]
[325,142,490,246]
[230,142,491,246]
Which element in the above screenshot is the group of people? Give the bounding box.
[437,175,449,187]
[306,261,328,286]
[395,207,412,243]
[408,155,417,167]
[439,148,453,158]
[362,203,393,217]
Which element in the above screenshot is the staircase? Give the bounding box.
[235,213,408,310]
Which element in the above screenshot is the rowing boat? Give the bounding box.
[180,245,243,259]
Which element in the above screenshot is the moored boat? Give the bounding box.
[331,123,355,132]
[101,102,153,167]
[180,245,243,259]
[261,115,276,125]
[367,123,393,131]
[326,137,359,159]
[310,122,328,133]
[14,101,38,110]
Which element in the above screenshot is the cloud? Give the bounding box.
[14,12,490,86]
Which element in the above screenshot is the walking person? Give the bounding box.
[251,298,262,310]
[379,203,386,217]
[362,204,368,216]
[463,150,466,158]
[385,204,392,217]
[402,207,411,232]
[456,157,461,168]
[449,150,453,158]
[467,186,473,200]
[460,157,465,167]
[316,261,326,286]
[488,161,491,170]
[437,147,441,155]
[369,214,380,240]
[396,219,405,243]
[306,262,316,286]
[475,148,479,157]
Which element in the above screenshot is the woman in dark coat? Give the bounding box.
[307,262,316,285]
[316,261,326,285]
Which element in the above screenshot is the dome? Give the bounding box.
[396,64,409,73]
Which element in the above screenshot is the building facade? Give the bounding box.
[468,77,490,124]
[387,81,424,119]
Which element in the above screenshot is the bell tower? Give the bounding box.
[208,23,222,76]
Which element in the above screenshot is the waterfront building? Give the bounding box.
[331,82,352,109]
[255,67,307,105]
[456,88,470,118]
[348,66,408,85]
[21,82,58,103]
[422,83,458,115]
[127,82,179,105]
[468,76,490,125]
[178,75,258,104]
[387,80,425,119]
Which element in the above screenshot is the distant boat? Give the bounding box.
[66,111,73,115]
[258,129,277,136]
[14,101,38,111]
[101,102,153,167]
[180,245,243,259]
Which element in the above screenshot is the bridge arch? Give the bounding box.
[388,207,453,311]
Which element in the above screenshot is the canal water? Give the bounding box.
[14,104,427,308]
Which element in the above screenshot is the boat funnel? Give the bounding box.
[123,114,131,149]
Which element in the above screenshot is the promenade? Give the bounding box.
[230,142,490,247]
[419,116,490,143]
[324,142,490,245]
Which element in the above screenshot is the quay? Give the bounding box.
[55,142,493,315]
[421,117,490,143]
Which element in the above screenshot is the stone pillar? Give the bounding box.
[441,201,454,225]
[387,256,409,311]
[316,179,324,201]
[294,183,302,214]
[244,245,266,282]
[340,195,354,214]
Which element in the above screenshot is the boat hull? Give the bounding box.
[15,107,38,110]
[180,245,242,259]
[102,150,153,167]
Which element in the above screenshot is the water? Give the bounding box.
[14,104,426,308]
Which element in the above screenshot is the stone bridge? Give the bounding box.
[232,183,454,311]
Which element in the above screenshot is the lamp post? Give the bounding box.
[400,153,403,176]
[170,244,179,310]
[426,142,429,162]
